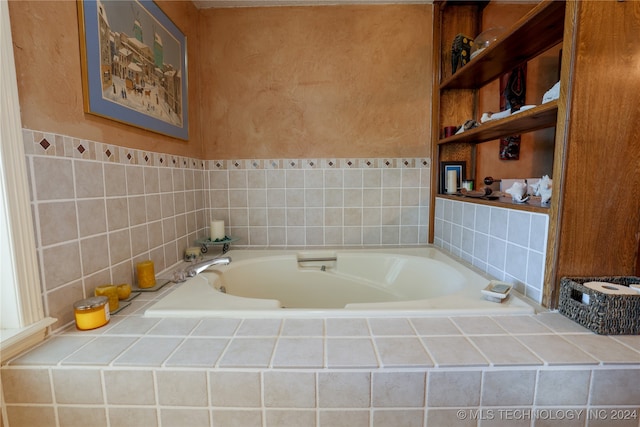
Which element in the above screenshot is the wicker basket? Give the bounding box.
[558,276,640,335]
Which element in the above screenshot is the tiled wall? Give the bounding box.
[433,197,549,304]
[22,129,431,333]
[3,312,640,427]
[206,158,431,247]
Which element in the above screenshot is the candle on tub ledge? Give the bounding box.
[136,260,156,289]
[446,170,458,194]
[94,284,119,312]
[210,220,226,241]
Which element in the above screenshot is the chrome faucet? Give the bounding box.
[185,256,231,278]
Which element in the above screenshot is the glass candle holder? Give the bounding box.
[136,260,156,289]
[94,285,119,313]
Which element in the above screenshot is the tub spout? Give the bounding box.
[185,256,231,277]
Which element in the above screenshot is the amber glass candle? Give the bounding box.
[136,260,156,289]
[94,285,119,313]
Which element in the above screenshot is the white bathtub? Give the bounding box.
[145,246,536,318]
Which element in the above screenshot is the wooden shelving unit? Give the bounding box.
[437,101,558,146]
[430,0,640,308]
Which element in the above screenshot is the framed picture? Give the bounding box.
[440,161,466,194]
[77,0,188,140]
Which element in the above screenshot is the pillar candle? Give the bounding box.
[94,285,119,313]
[210,220,225,241]
[446,170,458,194]
[136,260,156,289]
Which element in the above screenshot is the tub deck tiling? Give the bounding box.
[2,287,640,427]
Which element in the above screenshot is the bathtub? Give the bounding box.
[144,246,536,318]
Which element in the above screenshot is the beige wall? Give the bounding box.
[9,1,433,161]
[9,0,203,159]
[199,5,433,160]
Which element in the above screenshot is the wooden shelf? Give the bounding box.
[436,194,550,213]
[437,101,558,145]
[440,0,565,90]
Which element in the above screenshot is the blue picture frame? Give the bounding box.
[78,0,188,140]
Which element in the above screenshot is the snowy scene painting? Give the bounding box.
[78,0,188,140]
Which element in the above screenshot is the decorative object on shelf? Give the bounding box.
[454,119,479,135]
[451,34,474,74]
[542,81,561,103]
[440,161,466,194]
[503,65,526,111]
[511,105,536,115]
[77,0,189,140]
[499,64,526,160]
[483,176,501,186]
[500,136,521,160]
[461,180,474,191]
[470,27,505,60]
[443,126,459,138]
[505,181,530,203]
[532,175,553,205]
[460,187,497,200]
[480,109,511,123]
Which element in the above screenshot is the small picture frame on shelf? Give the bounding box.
[440,161,466,194]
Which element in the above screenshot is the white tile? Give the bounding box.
[52,369,103,404]
[427,371,481,407]
[474,205,490,233]
[368,318,414,336]
[318,372,370,408]
[108,407,158,427]
[375,337,433,367]
[218,338,276,367]
[147,318,200,336]
[372,371,426,407]
[210,372,261,407]
[263,371,316,408]
[235,319,282,336]
[157,370,208,406]
[113,337,183,366]
[211,410,262,426]
[2,369,52,403]
[272,337,324,368]
[9,336,94,366]
[104,370,156,405]
[469,335,542,366]
[535,370,591,405]
[164,338,228,367]
[421,337,488,367]
[319,410,369,427]
[507,210,531,247]
[489,207,508,239]
[590,369,640,405]
[373,410,424,427]
[326,318,370,336]
[326,338,378,368]
[529,213,548,252]
[481,370,536,406]
[265,410,316,427]
[514,335,598,365]
[190,318,240,336]
[504,243,528,283]
[62,336,137,366]
[160,408,209,427]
